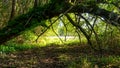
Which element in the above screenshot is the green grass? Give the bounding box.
[0,44,34,53]
[66,56,120,68]
[0,35,120,67]
[0,36,81,53]
[0,41,120,67]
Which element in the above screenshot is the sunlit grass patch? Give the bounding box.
[0,36,81,53]
[0,43,40,53]
[0,45,16,53]
[37,36,84,45]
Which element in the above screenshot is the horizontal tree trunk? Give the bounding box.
[0,1,119,45]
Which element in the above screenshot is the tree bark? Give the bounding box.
[34,0,38,8]
[9,0,16,21]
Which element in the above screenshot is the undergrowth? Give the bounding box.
[0,33,120,67]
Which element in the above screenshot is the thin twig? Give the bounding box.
[76,29,81,43]
[24,14,34,27]
[75,13,82,43]
[80,14,102,57]
[65,14,98,51]
[59,17,68,41]
[35,15,64,42]
[49,19,64,43]
[51,25,64,43]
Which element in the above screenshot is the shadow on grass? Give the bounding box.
[0,43,120,68]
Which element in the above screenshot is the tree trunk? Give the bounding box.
[9,0,16,21]
[34,0,38,8]
[0,1,119,45]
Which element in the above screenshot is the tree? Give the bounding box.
[9,0,16,21]
[0,0,119,45]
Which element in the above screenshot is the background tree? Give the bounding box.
[9,0,16,21]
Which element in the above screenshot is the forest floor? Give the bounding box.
[0,43,120,68]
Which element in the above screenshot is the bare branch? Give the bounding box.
[35,15,64,42]
[80,14,102,53]
[59,17,68,41]
[65,14,97,51]
[49,19,64,43]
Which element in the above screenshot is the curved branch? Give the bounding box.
[65,14,97,51]
[0,1,120,45]
[71,5,120,26]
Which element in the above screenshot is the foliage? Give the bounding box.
[0,0,120,67]
[22,30,37,42]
